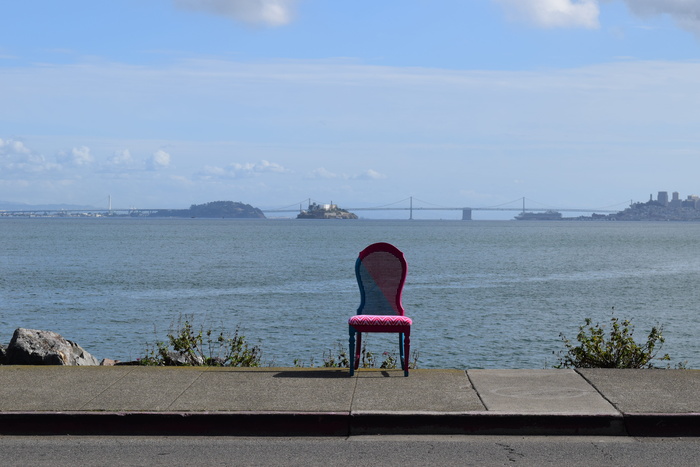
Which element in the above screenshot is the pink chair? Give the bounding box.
[348,242,412,376]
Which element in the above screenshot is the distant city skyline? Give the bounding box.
[653,190,700,208]
[2,1,700,219]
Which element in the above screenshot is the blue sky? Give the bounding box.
[2,0,700,218]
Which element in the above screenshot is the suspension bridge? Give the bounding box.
[0,197,626,220]
[264,197,624,220]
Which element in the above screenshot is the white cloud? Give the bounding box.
[0,138,59,174]
[172,0,298,27]
[0,138,31,156]
[108,149,134,166]
[306,167,386,180]
[100,148,144,174]
[57,146,94,167]
[353,169,387,180]
[307,167,338,179]
[148,149,172,170]
[101,148,176,172]
[494,0,600,28]
[203,166,227,176]
[196,159,288,180]
[252,159,288,173]
[494,0,700,34]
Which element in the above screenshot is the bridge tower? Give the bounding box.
[462,208,472,220]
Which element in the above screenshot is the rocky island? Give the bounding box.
[297,202,358,219]
[150,201,265,218]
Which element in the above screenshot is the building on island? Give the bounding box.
[296,202,358,219]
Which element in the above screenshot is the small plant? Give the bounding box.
[141,316,262,367]
[322,343,349,368]
[555,312,670,369]
[379,351,397,369]
[294,341,418,370]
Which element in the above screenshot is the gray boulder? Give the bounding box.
[163,351,204,366]
[6,328,100,366]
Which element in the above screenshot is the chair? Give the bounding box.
[348,242,412,376]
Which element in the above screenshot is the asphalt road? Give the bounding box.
[2,435,700,466]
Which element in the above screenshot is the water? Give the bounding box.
[1,218,698,368]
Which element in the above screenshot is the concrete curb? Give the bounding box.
[3,411,698,437]
[624,413,700,437]
[0,412,350,436]
[350,413,626,436]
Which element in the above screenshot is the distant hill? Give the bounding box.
[150,201,265,218]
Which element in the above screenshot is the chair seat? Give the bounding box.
[348,315,412,328]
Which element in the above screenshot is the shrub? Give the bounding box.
[555,313,670,369]
[141,317,262,367]
[295,342,418,370]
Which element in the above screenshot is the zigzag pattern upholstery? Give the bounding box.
[348,242,412,376]
[348,315,413,330]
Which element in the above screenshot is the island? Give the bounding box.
[296,202,358,219]
[150,201,265,218]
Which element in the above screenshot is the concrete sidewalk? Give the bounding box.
[0,367,698,436]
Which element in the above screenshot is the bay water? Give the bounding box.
[1,218,698,369]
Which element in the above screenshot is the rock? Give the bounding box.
[0,344,6,364]
[6,328,100,366]
[164,351,204,366]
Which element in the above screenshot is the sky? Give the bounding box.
[2,0,700,218]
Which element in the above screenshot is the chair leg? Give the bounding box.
[355,332,362,370]
[348,327,356,376]
[399,333,405,371]
[403,332,410,377]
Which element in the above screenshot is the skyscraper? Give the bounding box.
[671,192,681,208]
[658,191,669,206]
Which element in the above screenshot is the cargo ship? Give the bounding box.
[515,210,562,221]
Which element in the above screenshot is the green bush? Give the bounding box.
[141,318,262,367]
[295,342,418,370]
[555,314,670,369]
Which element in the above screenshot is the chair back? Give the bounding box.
[355,242,407,316]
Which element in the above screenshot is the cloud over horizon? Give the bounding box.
[494,0,700,34]
[169,0,700,35]
[306,167,387,181]
[148,149,172,170]
[353,169,387,180]
[196,159,289,180]
[0,138,59,175]
[3,56,700,208]
[172,0,298,27]
[618,0,700,35]
[57,146,94,167]
[494,0,600,29]
[1,139,176,181]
